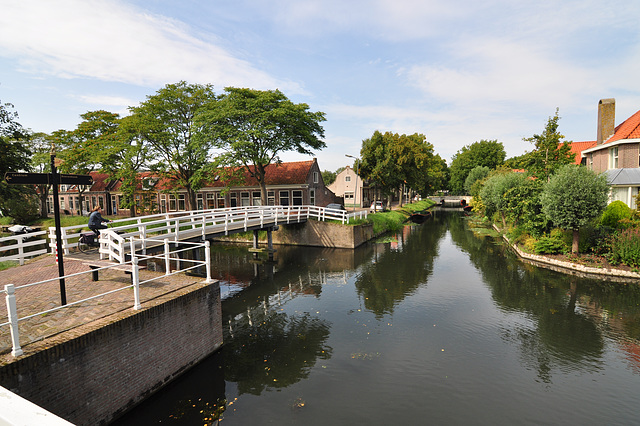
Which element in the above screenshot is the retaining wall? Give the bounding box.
[272,220,375,248]
[0,281,223,425]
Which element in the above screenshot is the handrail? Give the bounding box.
[48,205,369,260]
[0,230,49,265]
[1,237,212,357]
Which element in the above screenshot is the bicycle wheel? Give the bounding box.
[78,238,90,253]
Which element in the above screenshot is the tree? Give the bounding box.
[523,109,575,182]
[30,132,54,218]
[196,87,326,205]
[322,170,337,186]
[464,166,490,194]
[0,99,37,221]
[540,165,609,253]
[130,81,218,210]
[359,131,397,204]
[479,171,527,228]
[449,140,505,194]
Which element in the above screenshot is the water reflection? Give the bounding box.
[115,211,640,425]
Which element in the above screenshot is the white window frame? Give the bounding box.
[610,146,619,169]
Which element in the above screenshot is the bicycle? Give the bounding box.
[78,223,116,253]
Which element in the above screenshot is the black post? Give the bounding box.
[51,154,67,305]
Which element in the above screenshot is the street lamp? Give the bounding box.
[345,154,359,212]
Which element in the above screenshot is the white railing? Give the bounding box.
[0,230,49,265]
[1,237,212,357]
[49,205,369,261]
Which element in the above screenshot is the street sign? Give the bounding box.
[4,172,93,186]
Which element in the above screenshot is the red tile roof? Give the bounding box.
[207,160,315,188]
[606,109,640,144]
[568,140,596,164]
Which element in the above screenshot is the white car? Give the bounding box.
[369,201,386,212]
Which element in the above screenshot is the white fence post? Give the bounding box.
[131,255,141,310]
[204,240,212,283]
[4,284,23,357]
[164,238,171,276]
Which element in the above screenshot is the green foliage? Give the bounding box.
[522,109,575,181]
[196,87,326,204]
[321,170,336,185]
[541,165,609,231]
[2,190,39,224]
[131,81,219,210]
[479,171,526,222]
[533,235,568,254]
[600,201,632,228]
[606,229,640,267]
[449,139,505,194]
[503,178,549,236]
[464,166,490,194]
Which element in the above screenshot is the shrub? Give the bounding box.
[607,229,640,267]
[534,235,568,254]
[600,201,632,228]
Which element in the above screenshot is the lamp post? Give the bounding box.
[345,154,359,212]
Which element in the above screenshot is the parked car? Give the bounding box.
[369,201,386,212]
[325,203,346,211]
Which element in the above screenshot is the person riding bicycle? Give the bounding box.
[88,206,111,237]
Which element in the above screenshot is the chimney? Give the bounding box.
[597,98,615,144]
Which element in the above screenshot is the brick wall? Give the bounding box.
[272,221,375,248]
[620,143,640,168]
[0,282,222,425]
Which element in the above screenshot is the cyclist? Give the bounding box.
[88,206,112,237]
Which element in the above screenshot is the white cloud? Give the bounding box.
[0,0,302,93]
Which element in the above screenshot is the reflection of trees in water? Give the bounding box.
[354,218,448,318]
[448,214,607,383]
[223,311,332,395]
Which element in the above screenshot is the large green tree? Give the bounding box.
[540,164,609,253]
[0,100,38,221]
[479,171,527,228]
[130,81,218,210]
[449,139,505,194]
[196,87,326,205]
[523,109,575,182]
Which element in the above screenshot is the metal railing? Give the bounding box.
[1,237,212,357]
[49,205,369,263]
[0,230,49,265]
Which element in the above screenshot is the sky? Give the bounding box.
[2,0,640,171]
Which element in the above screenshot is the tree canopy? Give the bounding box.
[196,87,326,204]
[449,140,505,194]
[540,164,609,253]
[523,109,575,181]
[129,81,218,210]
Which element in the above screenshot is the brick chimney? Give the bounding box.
[597,98,615,144]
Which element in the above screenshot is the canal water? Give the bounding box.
[115,211,640,425]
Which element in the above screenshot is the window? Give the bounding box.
[310,189,315,206]
[345,175,351,182]
[111,196,117,215]
[92,196,97,209]
[292,190,303,206]
[60,198,65,210]
[217,192,226,208]
[252,191,261,206]
[313,171,319,183]
[610,146,619,169]
[169,194,177,211]
[230,193,237,207]
[178,194,186,211]
[161,195,167,213]
[280,190,289,206]
[206,193,215,209]
[345,191,354,201]
[98,196,104,209]
[268,191,275,206]
[197,193,204,210]
[241,192,250,206]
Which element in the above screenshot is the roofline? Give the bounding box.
[581,138,640,155]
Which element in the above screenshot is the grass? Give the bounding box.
[0,260,18,271]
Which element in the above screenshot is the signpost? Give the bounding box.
[3,155,93,305]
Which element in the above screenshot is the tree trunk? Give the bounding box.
[186,186,196,211]
[501,211,507,229]
[37,184,50,218]
[399,184,404,208]
[572,229,580,254]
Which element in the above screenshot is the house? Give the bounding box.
[51,159,338,216]
[581,98,640,209]
[327,166,368,208]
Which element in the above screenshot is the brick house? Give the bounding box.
[52,159,338,216]
[581,98,640,209]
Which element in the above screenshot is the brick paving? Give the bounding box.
[0,253,210,364]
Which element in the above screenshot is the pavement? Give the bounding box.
[0,252,212,364]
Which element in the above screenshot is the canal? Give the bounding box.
[115,211,640,425]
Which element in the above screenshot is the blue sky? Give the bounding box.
[2,0,640,171]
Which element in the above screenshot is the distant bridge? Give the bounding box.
[428,196,473,208]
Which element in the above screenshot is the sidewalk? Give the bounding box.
[0,254,209,363]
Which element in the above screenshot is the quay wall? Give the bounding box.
[272,221,375,248]
[0,281,223,425]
